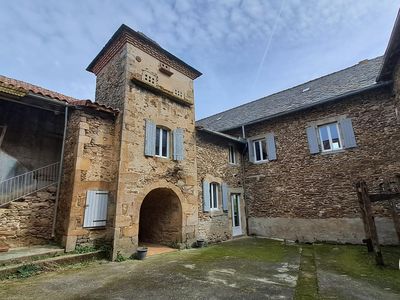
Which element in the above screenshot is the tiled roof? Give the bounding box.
[0,74,118,114]
[0,74,79,103]
[196,56,385,132]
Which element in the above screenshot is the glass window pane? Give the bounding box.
[329,124,341,150]
[261,140,268,160]
[156,127,160,155]
[162,129,168,157]
[319,126,330,150]
[214,185,218,208]
[254,141,261,161]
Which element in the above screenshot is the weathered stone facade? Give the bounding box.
[223,86,400,244]
[56,109,117,251]
[87,30,201,258]
[0,186,56,248]
[196,132,246,242]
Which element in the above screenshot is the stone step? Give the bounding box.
[0,250,105,279]
[0,245,65,267]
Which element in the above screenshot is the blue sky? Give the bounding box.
[0,0,398,120]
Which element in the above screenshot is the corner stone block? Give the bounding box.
[76,158,91,170]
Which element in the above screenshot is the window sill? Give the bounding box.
[208,210,226,217]
[253,160,268,164]
[320,149,345,155]
[228,162,239,166]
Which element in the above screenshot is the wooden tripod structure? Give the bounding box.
[355,175,400,266]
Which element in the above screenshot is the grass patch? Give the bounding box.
[7,264,42,279]
[294,246,319,300]
[186,238,299,263]
[314,244,400,293]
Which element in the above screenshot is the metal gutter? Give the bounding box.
[27,92,70,107]
[51,105,68,237]
[218,81,392,133]
[196,127,246,144]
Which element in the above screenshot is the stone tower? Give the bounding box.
[87,24,202,257]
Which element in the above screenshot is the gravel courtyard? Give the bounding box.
[1,238,399,300]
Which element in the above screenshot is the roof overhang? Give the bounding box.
[196,127,246,144]
[377,10,400,82]
[87,24,202,79]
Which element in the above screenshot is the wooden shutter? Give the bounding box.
[247,139,255,163]
[144,119,156,156]
[306,126,319,154]
[83,190,108,228]
[266,133,277,161]
[202,180,210,212]
[221,183,229,212]
[340,118,357,149]
[173,128,184,161]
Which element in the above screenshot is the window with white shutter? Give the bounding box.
[83,190,109,228]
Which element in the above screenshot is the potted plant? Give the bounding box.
[136,247,148,260]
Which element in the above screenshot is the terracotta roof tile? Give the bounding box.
[0,74,118,114]
[0,74,78,103]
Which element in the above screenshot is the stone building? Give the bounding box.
[1,13,400,257]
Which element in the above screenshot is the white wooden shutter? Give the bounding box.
[83,190,109,228]
[339,118,357,149]
[266,133,277,161]
[173,128,184,161]
[306,126,319,154]
[202,180,210,212]
[247,139,255,163]
[221,183,229,212]
[144,119,156,156]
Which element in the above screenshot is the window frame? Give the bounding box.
[253,138,268,163]
[318,122,342,153]
[228,145,236,165]
[155,126,170,158]
[209,182,219,211]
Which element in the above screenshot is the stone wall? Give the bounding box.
[226,87,400,244]
[196,131,246,243]
[93,41,200,258]
[56,109,117,251]
[0,186,56,248]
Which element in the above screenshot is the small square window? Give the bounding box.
[318,122,342,152]
[228,145,236,164]
[253,139,268,162]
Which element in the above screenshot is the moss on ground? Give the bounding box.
[294,246,319,300]
[187,237,299,263]
[314,243,400,293]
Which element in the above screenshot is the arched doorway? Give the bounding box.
[139,188,182,245]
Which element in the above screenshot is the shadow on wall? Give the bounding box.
[138,188,182,246]
[0,150,29,181]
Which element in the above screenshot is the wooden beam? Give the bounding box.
[369,192,400,202]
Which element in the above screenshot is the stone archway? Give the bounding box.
[138,188,182,245]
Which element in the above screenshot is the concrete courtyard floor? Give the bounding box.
[0,237,399,300]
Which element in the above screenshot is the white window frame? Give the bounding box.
[209,182,219,210]
[228,145,236,164]
[253,139,268,162]
[318,122,342,152]
[155,127,170,158]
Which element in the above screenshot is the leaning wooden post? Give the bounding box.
[358,181,384,266]
[356,181,373,252]
[390,176,400,243]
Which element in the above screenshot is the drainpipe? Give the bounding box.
[241,125,250,236]
[51,105,69,237]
